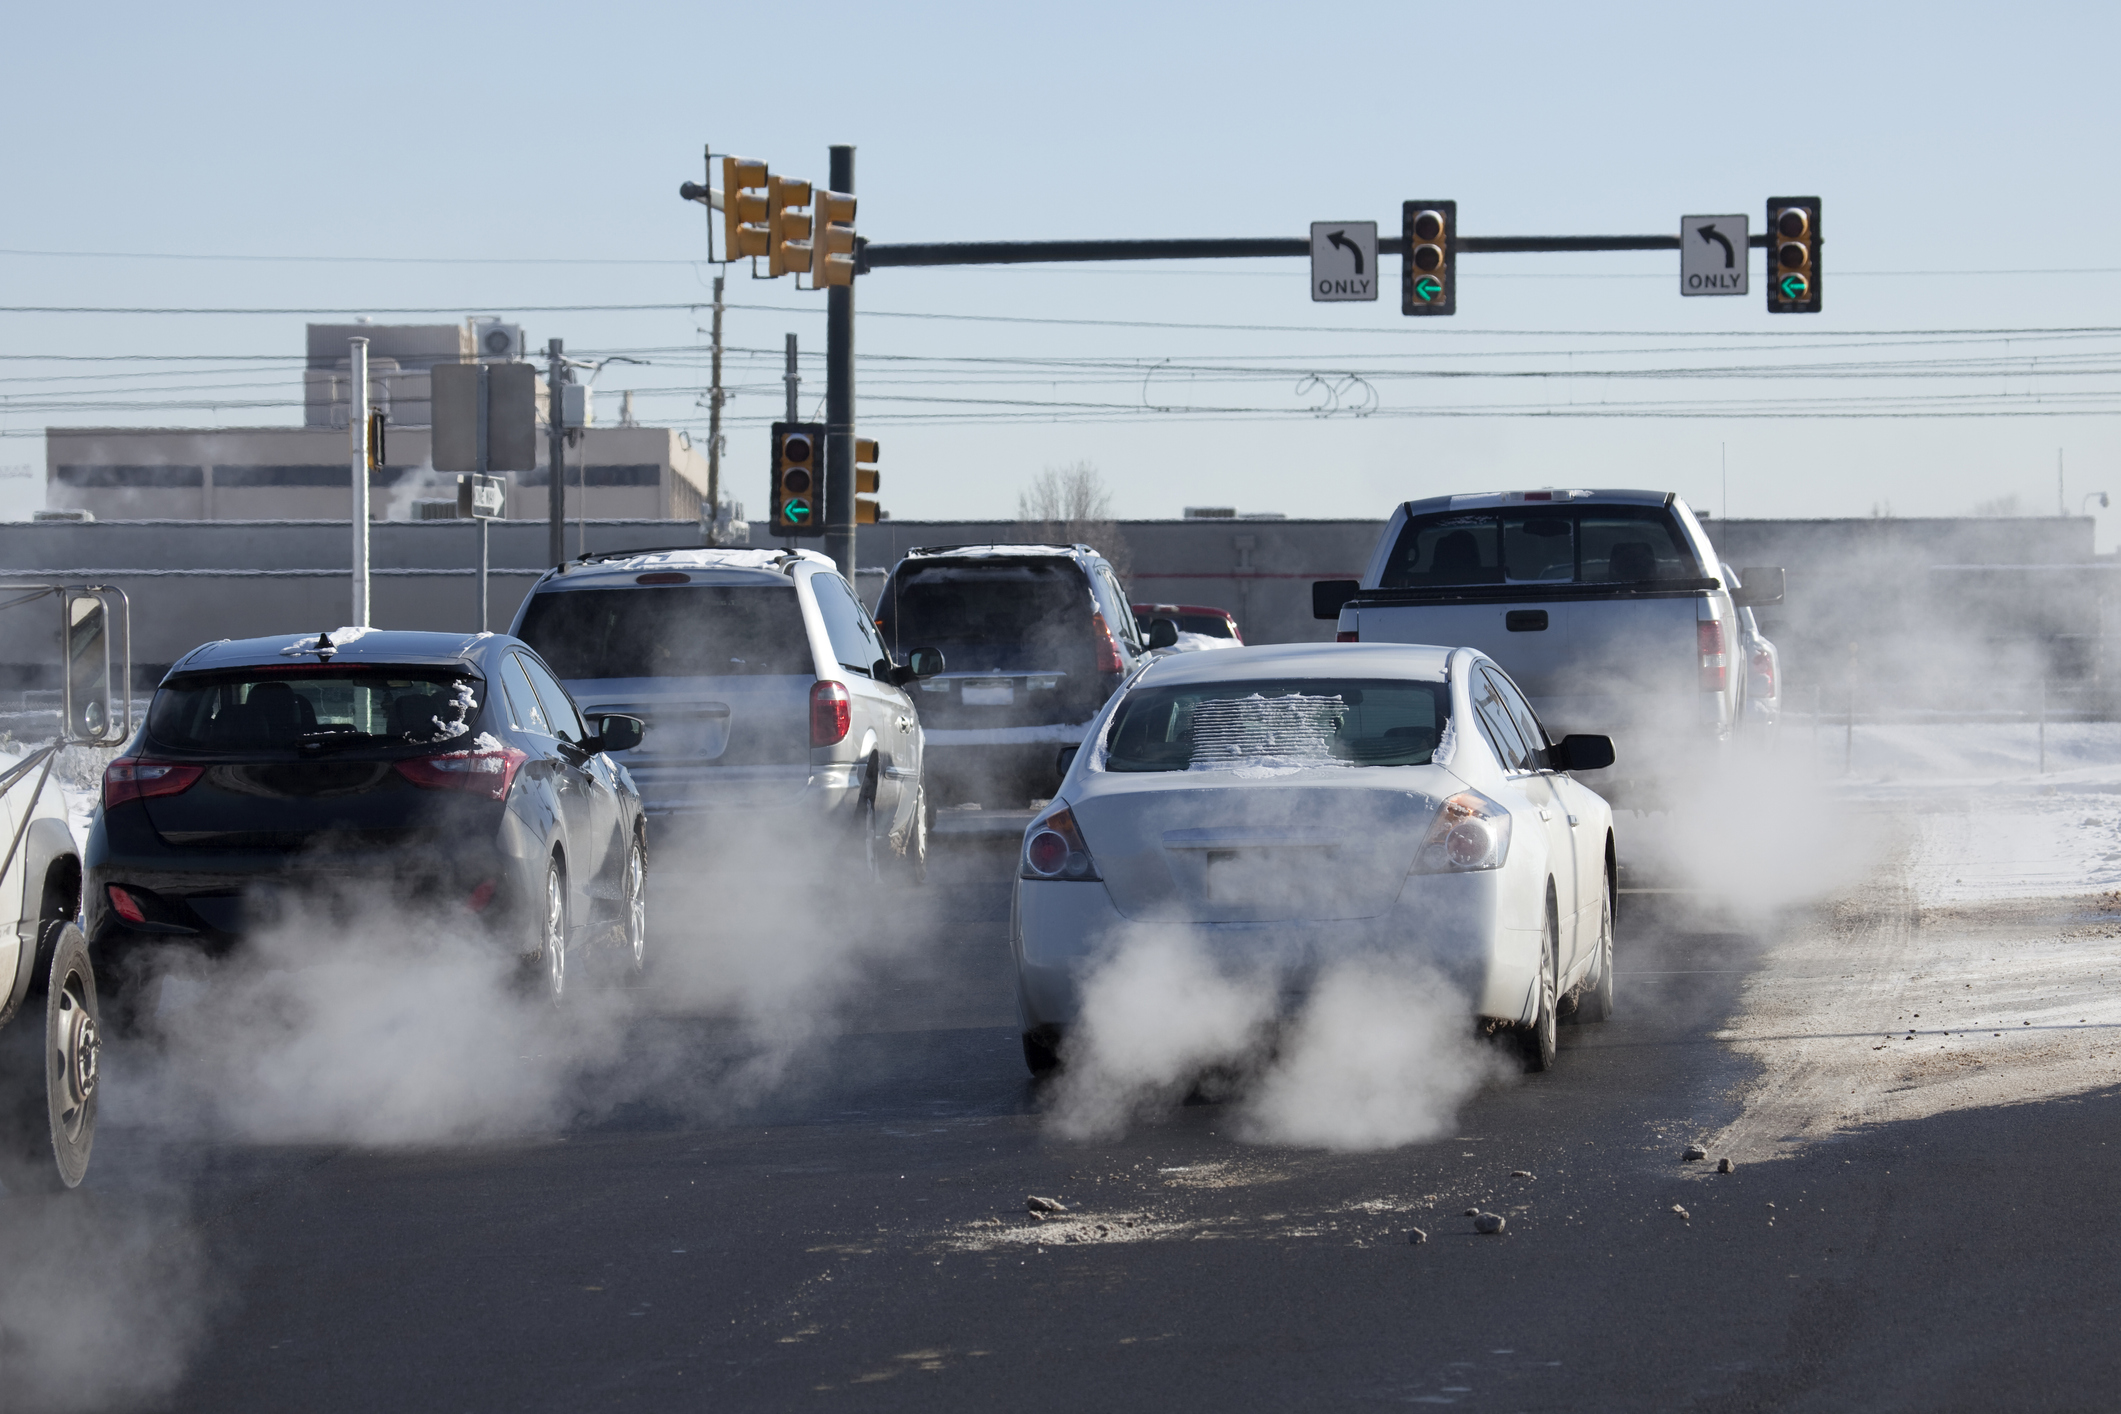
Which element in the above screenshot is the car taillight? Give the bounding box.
[1751,648,1776,699]
[106,884,147,923]
[393,745,528,800]
[1020,802,1102,881]
[810,680,851,746]
[1336,630,1360,643]
[1410,789,1514,874]
[1091,613,1124,674]
[103,758,204,809]
[1698,620,1728,692]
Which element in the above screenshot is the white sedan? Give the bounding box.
[1011,642,1618,1075]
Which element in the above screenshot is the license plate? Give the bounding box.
[961,680,1015,706]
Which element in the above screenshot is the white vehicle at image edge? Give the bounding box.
[1011,642,1618,1077]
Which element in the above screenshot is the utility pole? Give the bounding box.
[823,143,856,580]
[706,274,725,536]
[784,333,800,421]
[349,336,370,626]
[546,338,566,567]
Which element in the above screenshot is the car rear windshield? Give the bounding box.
[1379,505,1704,588]
[878,561,1091,665]
[516,585,812,678]
[147,668,481,753]
[1103,677,1449,772]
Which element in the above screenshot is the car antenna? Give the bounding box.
[312,631,336,659]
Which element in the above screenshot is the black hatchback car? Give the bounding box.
[85,629,648,1007]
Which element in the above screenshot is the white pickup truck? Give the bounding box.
[1313,489,1783,801]
[0,585,129,1191]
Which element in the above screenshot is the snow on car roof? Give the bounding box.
[173,628,496,674]
[1136,641,1454,687]
[537,546,831,588]
[1402,488,1674,514]
[904,543,1095,560]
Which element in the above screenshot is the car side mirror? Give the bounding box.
[1312,579,1360,621]
[1055,744,1079,777]
[591,713,645,754]
[890,645,945,686]
[1146,617,1179,650]
[1731,566,1785,608]
[61,590,122,743]
[1552,733,1615,772]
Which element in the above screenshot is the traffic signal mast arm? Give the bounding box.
[856,231,1772,269]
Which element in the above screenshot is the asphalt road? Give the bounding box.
[25,840,2121,1412]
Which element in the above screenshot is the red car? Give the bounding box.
[1132,602,1244,647]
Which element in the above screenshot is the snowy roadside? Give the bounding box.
[1693,722,2121,1162]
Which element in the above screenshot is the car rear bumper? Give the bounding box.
[626,761,868,819]
[1012,868,1539,1033]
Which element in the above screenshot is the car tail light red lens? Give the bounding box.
[1336,630,1360,643]
[1020,803,1101,881]
[810,680,851,746]
[1411,789,1514,874]
[106,884,147,924]
[103,758,204,809]
[468,878,498,913]
[1091,614,1124,674]
[1698,620,1728,692]
[1751,648,1776,699]
[393,745,528,800]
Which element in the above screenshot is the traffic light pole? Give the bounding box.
[824,143,857,582]
[858,232,1769,270]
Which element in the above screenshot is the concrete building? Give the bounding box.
[44,323,712,523]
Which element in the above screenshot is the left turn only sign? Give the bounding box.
[1310,222,1378,302]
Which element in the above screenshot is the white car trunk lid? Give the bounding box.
[1072,766,1457,923]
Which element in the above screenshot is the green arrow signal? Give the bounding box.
[1413,275,1443,301]
[783,497,812,523]
[1778,273,1808,300]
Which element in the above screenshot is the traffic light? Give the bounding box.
[854,438,881,524]
[1402,200,1457,316]
[1766,197,1821,313]
[721,157,770,261]
[770,420,826,536]
[767,176,814,278]
[811,190,858,287]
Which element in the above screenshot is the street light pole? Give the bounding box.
[546,338,566,567]
[349,336,370,626]
[823,143,856,581]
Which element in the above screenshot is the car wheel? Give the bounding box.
[537,856,567,1006]
[1575,873,1615,1023]
[0,922,100,1191]
[861,755,884,884]
[620,833,647,978]
[1022,1028,1062,1077]
[897,783,929,886]
[1517,898,1559,1073]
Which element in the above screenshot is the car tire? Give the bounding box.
[1517,898,1559,1073]
[535,855,567,1006]
[1022,1028,1062,1077]
[1575,873,1615,1024]
[896,783,929,886]
[619,832,647,979]
[0,922,100,1192]
[861,755,884,884]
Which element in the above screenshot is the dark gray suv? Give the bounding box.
[872,543,1157,809]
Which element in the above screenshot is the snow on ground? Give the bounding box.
[1693,721,2121,1161]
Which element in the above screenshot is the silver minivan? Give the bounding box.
[510,548,939,878]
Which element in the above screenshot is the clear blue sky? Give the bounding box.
[5,0,2118,539]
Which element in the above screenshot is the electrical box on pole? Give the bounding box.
[1766,197,1821,312]
[853,438,880,524]
[770,421,826,536]
[722,157,772,261]
[1401,201,1457,315]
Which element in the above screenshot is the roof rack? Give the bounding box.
[566,544,718,566]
